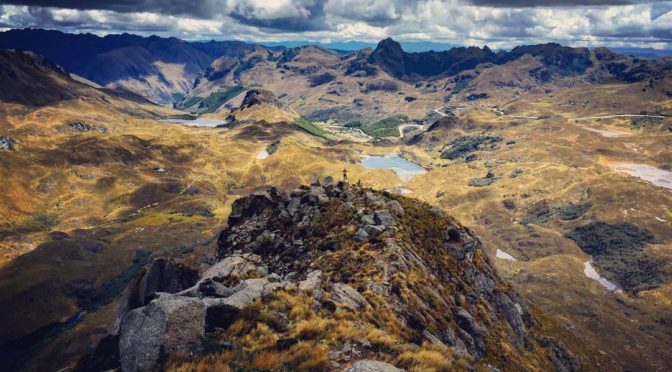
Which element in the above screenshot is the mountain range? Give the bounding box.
[0,29,671,371]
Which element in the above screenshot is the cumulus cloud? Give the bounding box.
[0,0,670,49]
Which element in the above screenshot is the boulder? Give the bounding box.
[364,225,385,240]
[198,278,235,298]
[331,283,369,311]
[323,176,334,189]
[386,200,404,217]
[119,294,206,372]
[298,270,324,300]
[205,278,268,309]
[354,228,369,242]
[133,259,198,307]
[374,210,396,228]
[345,360,405,372]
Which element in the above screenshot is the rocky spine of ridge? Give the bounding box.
[239,88,286,110]
[88,178,583,371]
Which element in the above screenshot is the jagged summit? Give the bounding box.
[239,88,286,110]
[95,178,587,371]
[222,88,299,125]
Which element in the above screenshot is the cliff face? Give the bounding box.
[96,178,587,371]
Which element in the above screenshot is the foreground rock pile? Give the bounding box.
[89,178,584,371]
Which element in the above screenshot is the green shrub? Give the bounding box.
[361,115,408,138]
[566,222,661,292]
[294,117,327,138]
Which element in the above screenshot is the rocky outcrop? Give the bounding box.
[239,89,285,110]
[0,136,16,151]
[68,121,108,133]
[345,360,404,372]
[104,178,584,371]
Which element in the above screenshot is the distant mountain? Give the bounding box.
[0,29,259,104]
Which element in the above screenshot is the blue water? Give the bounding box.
[159,118,226,127]
[360,154,426,180]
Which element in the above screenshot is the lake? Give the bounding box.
[361,154,427,181]
[159,118,226,127]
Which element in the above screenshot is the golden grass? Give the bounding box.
[397,343,463,372]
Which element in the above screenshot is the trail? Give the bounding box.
[398,124,423,138]
[434,108,448,117]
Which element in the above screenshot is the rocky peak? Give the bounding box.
[239,88,285,110]
[369,38,406,78]
[95,178,586,371]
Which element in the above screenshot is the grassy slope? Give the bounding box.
[294,117,327,138]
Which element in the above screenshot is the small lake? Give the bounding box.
[159,118,226,127]
[609,163,672,191]
[361,154,427,181]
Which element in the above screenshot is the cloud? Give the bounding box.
[0,0,670,49]
[470,0,666,6]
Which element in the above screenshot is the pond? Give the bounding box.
[159,118,226,127]
[360,154,427,181]
[609,163,672,191]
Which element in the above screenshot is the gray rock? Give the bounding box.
[0,136,16,151]
[345,360,404,372]
[212,278,268,309]
[386,200,404,217]
[495,293,526,346]
[423,330,445,346]
[290,188,308,197]
[331,283,369,311]
[299,270,324,300]
[286,197,301,216]
[364,225,385,239]
[323,176,334,189]
[374,210,396,227]
[119,294,206,372]
[310,175,321,186]
[360,214,375,226]
[354,228,369,242]
[68,121,108,133]
[200,254,261,281]
[198,279,235,298]
[268,273,282,282]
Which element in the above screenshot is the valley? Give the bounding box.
[0,31,671,371]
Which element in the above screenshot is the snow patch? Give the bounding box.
[495,249,516,261]
[583,261,623,293]
[256,150,269,160]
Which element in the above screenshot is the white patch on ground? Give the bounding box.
[582,126,630,137]
[256,150,269,160]
[609,163,672,191]
[656,216,666,222]
[495,249,516,261]
[584,261,623,293]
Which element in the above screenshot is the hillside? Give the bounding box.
[1,34,672,372]
[82,180,607,371]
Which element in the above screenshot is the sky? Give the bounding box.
[0,1,671,49]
